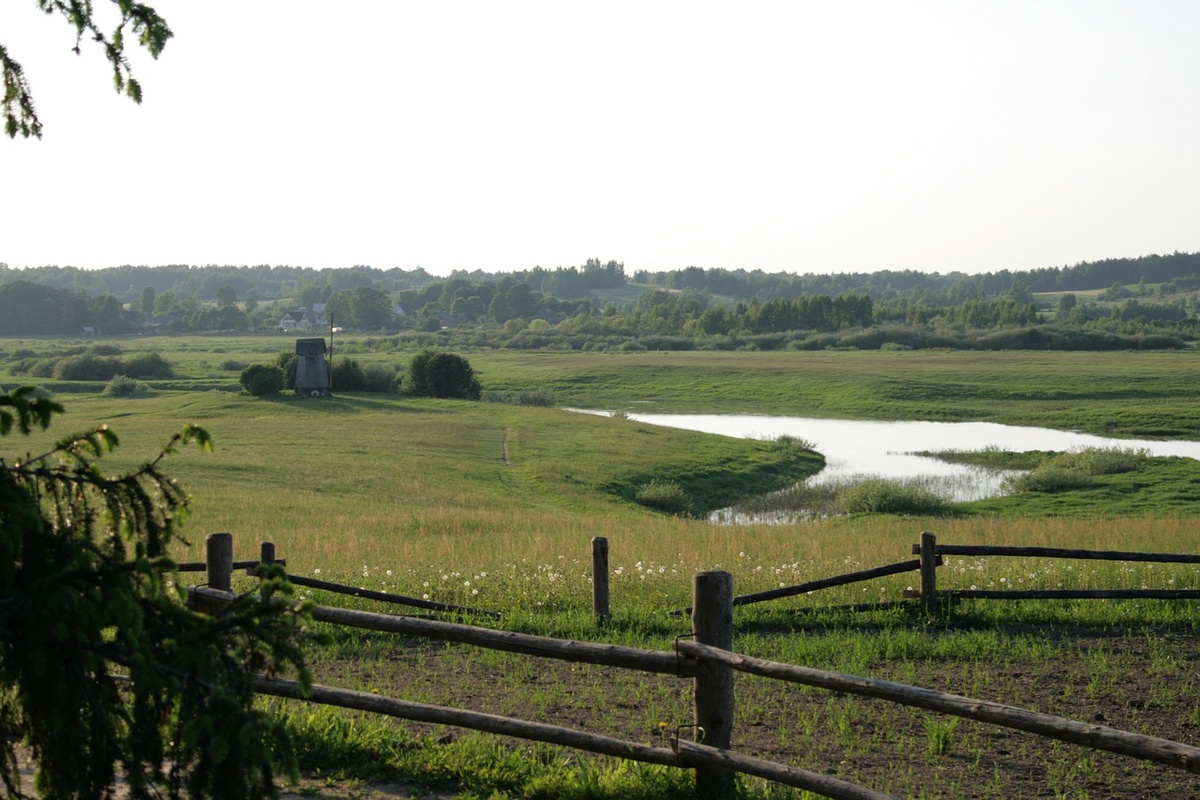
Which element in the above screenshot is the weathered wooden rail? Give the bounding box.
[284,573,500,618]
[191,533,1200,800]
[188,533,498,617]
[667,556,932,617]
[910,531,1200,613]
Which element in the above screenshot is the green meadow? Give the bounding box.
[4,338,1200,798]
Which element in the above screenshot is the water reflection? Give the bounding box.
[612,413,1200,520]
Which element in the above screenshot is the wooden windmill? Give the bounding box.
[294,337,331,397]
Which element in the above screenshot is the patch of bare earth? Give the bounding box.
[305,623,1200,799]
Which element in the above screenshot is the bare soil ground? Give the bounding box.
[301,621,1200,800]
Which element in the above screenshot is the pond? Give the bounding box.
[609,413,1200,514]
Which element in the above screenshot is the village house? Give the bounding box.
[278,308,326,331]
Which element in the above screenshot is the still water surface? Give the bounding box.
[619,413,1200,504]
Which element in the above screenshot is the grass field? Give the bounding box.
[4,338,1200,798]
[8,338,1200,437]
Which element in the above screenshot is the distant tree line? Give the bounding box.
[631,251,1200,300]
[2,253,1200,351]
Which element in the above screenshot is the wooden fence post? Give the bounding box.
[692,570,735,800]
[920,531,937,615]
[206,532,233,592]
[260,540,276,567]
[592,537,610,622]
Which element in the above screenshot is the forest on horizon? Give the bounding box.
[1,251,1199,353]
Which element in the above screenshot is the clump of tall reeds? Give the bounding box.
[482,387,557,406]
[722,474,953,521]
[770,434,818,453]
[914,444,1045,471]
[1004,446,1148,493]
[634,479,693,515]
[835,478,950,515]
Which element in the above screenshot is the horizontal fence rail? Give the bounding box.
[940,588,1200,600]
[917,544,1200,563]
[285,573,500,618]
[669,558,930,617]
[176,559,284,572]
[911,532,1200,611]
[251,675,682,767]
[191,586,691,677]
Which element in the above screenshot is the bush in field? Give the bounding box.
[274,351,298,389]
[52,352,117,380]
[123,352,174,379]
[239,364,285,396]
[220,359,247,371]
[1003,447,1148,494]
[331,358,366,391]
[772,434,817,453]
[836,478,949,515]
[362,364,401,393]
[101,374,149,398]
[1004,466,1093,494]
[51,350,173,381]
[1045,446,1148,475]
[634,479,693,515]
[405,350,481,400]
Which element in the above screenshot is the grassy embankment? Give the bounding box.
[4,340,1200,798]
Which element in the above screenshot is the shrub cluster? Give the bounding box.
[1004,467,1093,494]
[239,364,286,396]
[330,359,401,393]
[1003,446,1148,493]
[835,478,949,515]
[101,374,150,398]
[482,388,557,407]
[634,479,693,515]
[772,434,817,453]
[404,351,481,400]
[9,346,174,382]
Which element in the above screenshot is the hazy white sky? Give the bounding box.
[1,1,1197,276]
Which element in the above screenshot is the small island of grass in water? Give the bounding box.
[716,445,1156,523]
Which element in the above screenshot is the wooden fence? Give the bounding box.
[656,531,1200,619]
[908,531,1200,614]
[190,533,1200,800]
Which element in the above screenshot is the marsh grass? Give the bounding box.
[1003,446,1152,494]
[482,387,557,407]
[835,477,951,515]
[913,445,1046,471]
[718,473,961,522]
[634,479,693,515]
